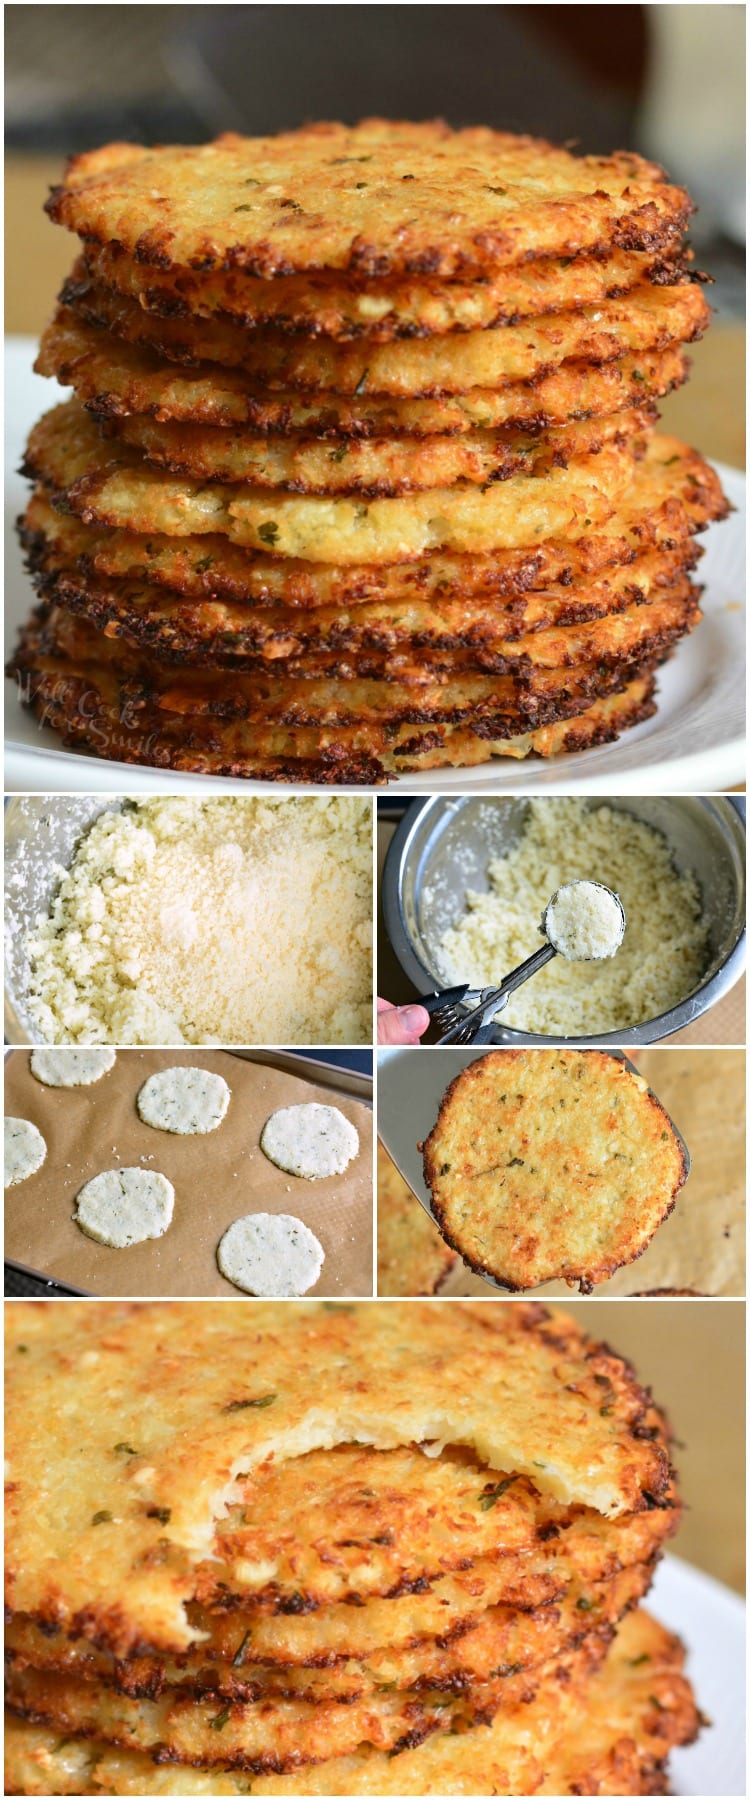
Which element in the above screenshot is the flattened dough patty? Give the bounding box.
[74,1167,175,1247]
[260,1103,360,1179]
[136,1066,230,1135]
[217,1212,325,1296]
[30,1048,116,1087]
[4,1118,47,1188]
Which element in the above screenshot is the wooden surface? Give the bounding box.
[377,820,745,1046]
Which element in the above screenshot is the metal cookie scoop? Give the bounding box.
[543,879,626,962]
[421,880,625,1045]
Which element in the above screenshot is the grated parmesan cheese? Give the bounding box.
[24,797,372,1046]
[545,881,624,961]
[435,800,708,1035]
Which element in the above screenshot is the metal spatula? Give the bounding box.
[376,1043,683,1294]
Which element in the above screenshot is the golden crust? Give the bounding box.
[5,1301,671,1661]
[9,653,658,782]
[105,408,652,495]
[20,438,727,609]
[22,531,700,669]
[10,602,677,727]
[57,271,709,396]
[2,1611,700,1795]
[23,403,643,563]
[44,296,690,436]
[204,1450,575,1610]
[0,1562,651,1777]
[423,1051,689,1292]
[14,123,724,792]
[84,239,693,339]
[7,1449,676,1674]
[6,1561,653,1708]
[2,1649,586,1776]
[45,122,693,279]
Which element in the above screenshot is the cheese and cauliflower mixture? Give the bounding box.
[435,800,708,1035]
[545,881,624,961]
[24,797,372,1046]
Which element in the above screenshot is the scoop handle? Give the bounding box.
[493,940,558,1001]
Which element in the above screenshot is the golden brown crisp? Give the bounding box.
[422,1050,689,1290]
[10,601,671,729]
[19,436,726,609]
[56,268,709,396]
[105,406,652,495]
[2,1609,700,1795]
[5,1300,672,1657]
[22,402,642,563]
[22,532,699,671]
[84,237,692,339]
[5,1560,652,1707]
[41,298,690,435]
[6,1469,676,1672]
[8,645,658,782]
[45,122,693,279]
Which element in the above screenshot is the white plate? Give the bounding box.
[647,1555,745,1796]
[4,335,745,794]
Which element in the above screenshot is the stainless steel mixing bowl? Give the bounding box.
[382,796,746,1045]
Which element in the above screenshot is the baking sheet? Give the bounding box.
[377,1047,745,1299]
[4,1048,373,1297]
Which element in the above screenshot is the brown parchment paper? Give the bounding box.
[4,1049,373,1297]
[379,1049,745,1300]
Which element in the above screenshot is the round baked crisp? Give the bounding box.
[422,1049,688,1291]
[45,122,692,279]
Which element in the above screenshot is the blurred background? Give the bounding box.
[562,1300,745,1596]
[5,1,745,465]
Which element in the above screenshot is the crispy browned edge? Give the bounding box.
[4,647,661,786]
[17,548,701,673]
[421,1050,690,1293]
[4,1301,675,1656]
[79,245,701,343]
[44,122,695,280]
[53,268,709,400]
[4,1556,658,1706]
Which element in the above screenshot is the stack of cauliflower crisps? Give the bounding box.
[6,1302,700,1795]
[11,121,728,783]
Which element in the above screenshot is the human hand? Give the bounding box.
[376,998,430,1045]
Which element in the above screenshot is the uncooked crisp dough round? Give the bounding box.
[260,1103,359,1180]
[137,1066,231,1135]
[74,1167,175,1247]
[5,1119,47,1188]
[30,1048,117,1088]
[217,1212,325,1296]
